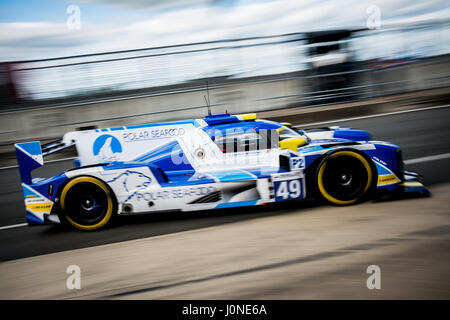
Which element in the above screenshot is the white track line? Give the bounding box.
[0,164,19,170]
[0,157,75,170]
[404,153,450,165]
[0,223,28,230]
[300,103,450,127]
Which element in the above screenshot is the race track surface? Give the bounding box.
[0,106,449,299]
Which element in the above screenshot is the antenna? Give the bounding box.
[204,96,211,116]
[205,81,212,116]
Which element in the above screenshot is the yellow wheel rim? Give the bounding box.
[60,176,113,230]
[317,151,373,205]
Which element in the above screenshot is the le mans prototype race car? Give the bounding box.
[15,113,429,230]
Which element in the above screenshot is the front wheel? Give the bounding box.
[316,150,376,205]
[60,176,116,230]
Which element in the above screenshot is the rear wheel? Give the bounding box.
[60,176,116,230]
[316,150,375,205]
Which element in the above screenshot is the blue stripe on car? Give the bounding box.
[215,200,258,209]
[207,170,256,182]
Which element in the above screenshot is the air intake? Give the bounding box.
[188,191,222,204]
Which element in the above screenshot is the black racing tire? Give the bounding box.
[315,150,377,205]
[59,176,117,230]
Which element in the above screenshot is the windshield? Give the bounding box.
[277,126,302,140]
[213,130,277,153]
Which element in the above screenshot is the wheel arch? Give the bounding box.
[305,147,378,202]
[55,174,119,229]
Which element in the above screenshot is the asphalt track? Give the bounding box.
[0,105,449,299]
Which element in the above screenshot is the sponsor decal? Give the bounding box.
[377,174,400,186]
[92,134,122,162]
[26,197,51,204]
[123,128,185,142]
[26,202,53,212]
[107,170,152,192]
[135,186,216,201]
[105,170,215,203]
[309,139,343,143]
[372,156,387,166]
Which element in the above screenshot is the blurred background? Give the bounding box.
[1,1,450,300]
[0,0,449,147]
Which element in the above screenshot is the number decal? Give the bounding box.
[274,179,304,201]
[276,181,289,199]
[289,179,301,198]
[290,156,305,169]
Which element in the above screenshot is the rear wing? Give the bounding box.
[41,138,76,155]
[15,139,75,184]
[15,142,44,184]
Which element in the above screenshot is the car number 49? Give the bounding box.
[274,179,303,201]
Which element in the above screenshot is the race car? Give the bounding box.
[15,113,429,230]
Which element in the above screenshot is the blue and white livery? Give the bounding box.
[15,113,429,230]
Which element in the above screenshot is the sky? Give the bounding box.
[1,0,449,100]
[0,0,449,61]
